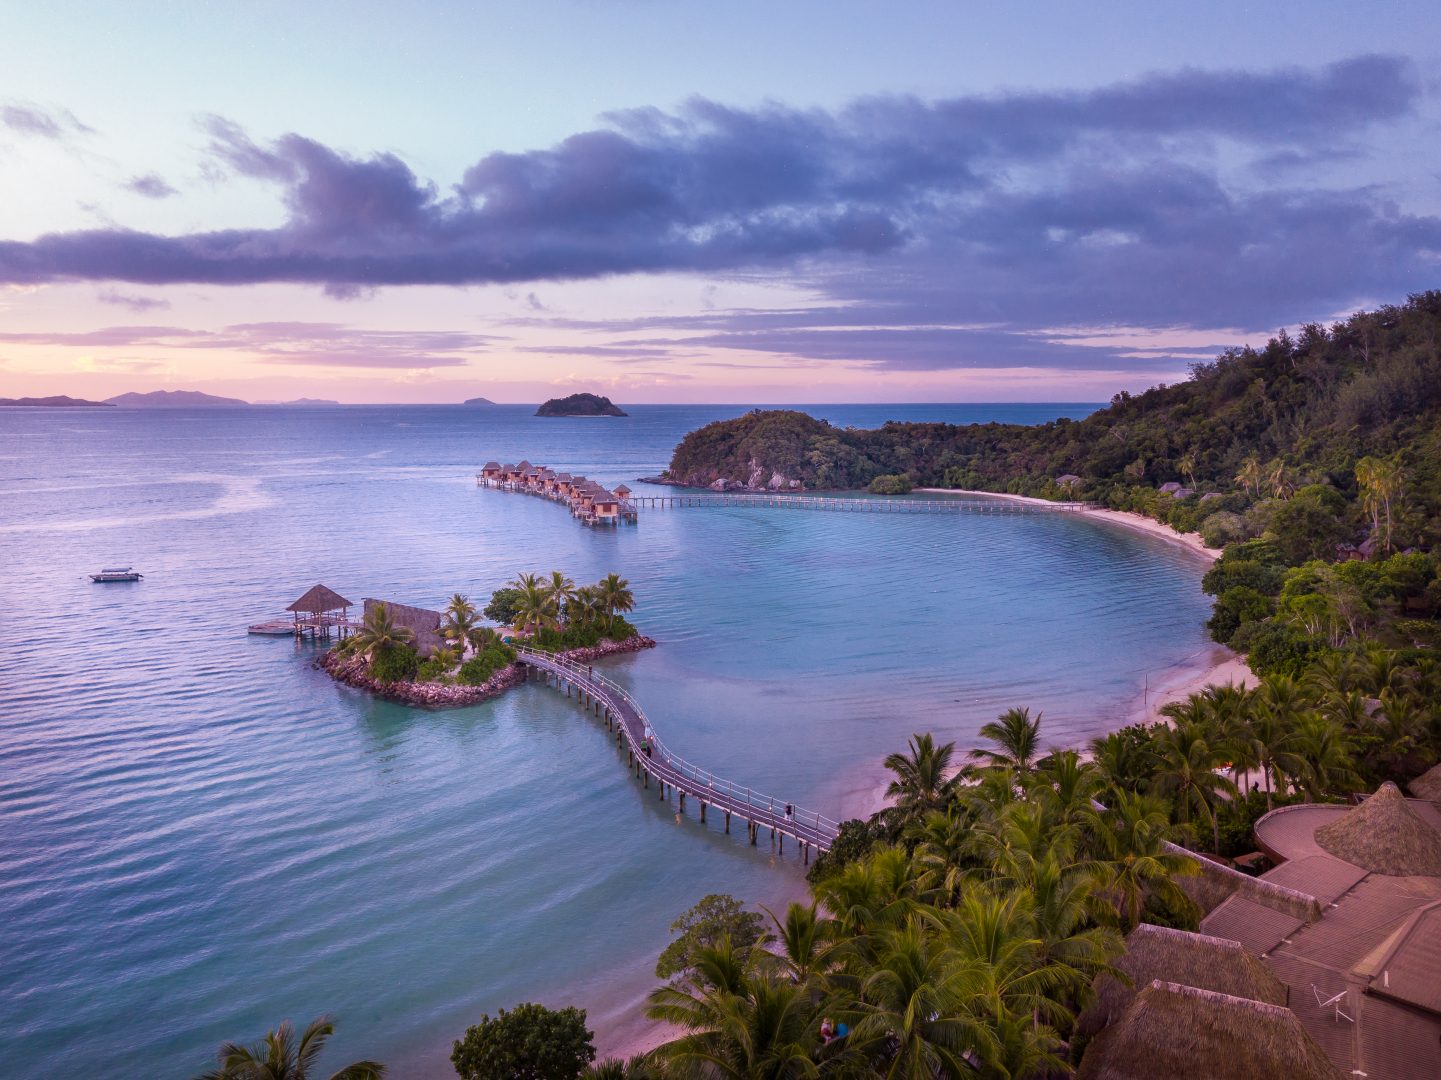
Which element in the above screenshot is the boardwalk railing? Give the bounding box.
[514,644,841,857]
[631,493,1089,514]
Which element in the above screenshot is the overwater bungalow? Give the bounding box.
[475,458,638,526]
[283,584,355,640]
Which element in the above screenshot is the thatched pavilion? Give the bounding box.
[1079,924,1287,1037]
[1078,982,1341,1080]
[1314,782,1441,877]
[1407,761,1441,803]
[286,584,354,640]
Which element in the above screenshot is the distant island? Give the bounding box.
[0,395,113,407]
[256,398,341,406]
[535,392,627,417]
[105,390,249,408]
[463,396,496,406]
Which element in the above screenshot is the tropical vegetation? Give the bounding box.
[194,1015,383,1080]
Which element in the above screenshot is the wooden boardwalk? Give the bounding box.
[632,493,1088,514]
[514,645,840,859]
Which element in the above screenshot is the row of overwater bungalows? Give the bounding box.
[477,460,637,525]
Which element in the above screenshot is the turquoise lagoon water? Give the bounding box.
[0,404,1218,1077]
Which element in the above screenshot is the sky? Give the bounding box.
[1,1,1439,404]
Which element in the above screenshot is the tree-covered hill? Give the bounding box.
[666,291,1441,672]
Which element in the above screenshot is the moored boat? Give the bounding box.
[91,567,143,582]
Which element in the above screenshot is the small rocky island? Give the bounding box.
[463,396,496,405]
[535,392,627,417]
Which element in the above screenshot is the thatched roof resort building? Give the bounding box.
[1157,780,1441,1080]
[475,458,637,525]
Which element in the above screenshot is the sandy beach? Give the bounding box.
[915,488,1224,562]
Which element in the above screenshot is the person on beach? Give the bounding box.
[820,1018,834,1045]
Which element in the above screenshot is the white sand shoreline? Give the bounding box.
[914,487,1224,562]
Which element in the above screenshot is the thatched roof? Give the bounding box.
[614,484,632,495]
[1079,924,1286,1036]
[1407,762,1441,802]
[1078,982,1341,1080]
[287,584,353,613]
[1314,782,1441,877]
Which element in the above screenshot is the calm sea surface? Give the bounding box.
[0,403,1217,1077]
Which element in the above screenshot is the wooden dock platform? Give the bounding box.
[514,645,839,858]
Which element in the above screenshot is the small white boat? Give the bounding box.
[247,620,297,636]
[91,567,143,582]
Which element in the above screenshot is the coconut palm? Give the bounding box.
[760,901,835,986]
[513,582,557,637]
[1252,675,1309,808]
[974,707,1043,775]
[545,571,576,621]
[1148,720,1235,852]
[1089,790,1197,930]
[1235,455,1263,497]
[645,939,819,1080]
[1087,729,1154,796]
[194,1015,383,1080]
[597,573,635,632]
[467,625,502,653]
[1292,715,1360,800]
[569,586,603,629]
[348,603,414,662]
[1355,454,1405,553]
[430,646,460,671]
[883,733,960,822]
[442,595,477,656]
[845,918,996,1079]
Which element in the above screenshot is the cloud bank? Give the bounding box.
[2,55,1437,375]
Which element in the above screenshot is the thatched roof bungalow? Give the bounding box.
[287,584,353,614]
[1407,762,1441,802]
[1314,782,1441,877]
[1079,924,1287,1036]
[1078,982,1341,1080]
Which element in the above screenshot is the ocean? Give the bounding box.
[0,403,1217,1077]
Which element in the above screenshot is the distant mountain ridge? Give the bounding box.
[535,392,627,417]
[0,395,113,407]
[105,390,249,407]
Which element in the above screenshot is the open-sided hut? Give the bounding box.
[1408,762,1441,803]
[1078,982,1341,1080]
[286,584,354,638]
[1314,782,1441,877]
[1079,924,1287,1037]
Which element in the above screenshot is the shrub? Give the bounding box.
[484,587,525,626]
[1207,585,1274,644]
[416,657,449,683]
[1199,510,1249,549]
[451,1002,595,1080]
[655,894,765,980]
[369,643,419,684]
[868,473,914,495]
[458,644,516,686]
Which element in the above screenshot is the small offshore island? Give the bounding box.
[314,571,653,708]
[537,392,628,417]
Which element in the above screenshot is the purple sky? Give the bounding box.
[1,3,1438,403]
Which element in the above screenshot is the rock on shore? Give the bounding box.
[317,634,657,708]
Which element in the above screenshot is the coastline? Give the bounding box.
[914,488,1224,562]
[842,492,1247,822]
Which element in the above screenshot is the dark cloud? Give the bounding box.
[124,174,179,199]
[0,56,1436,374]
[0,322,498,369]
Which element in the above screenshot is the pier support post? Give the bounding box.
[779,833,783,853]
[644,771,649,789]
[679,792,685,811]
[803,842,809,865]
[700,802,707,823]
[724,811,730,834]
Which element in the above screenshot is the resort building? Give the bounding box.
[1187,782,1441,1079]
[363,598,445,656]
[474,458,637,525]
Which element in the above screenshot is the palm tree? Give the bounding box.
[514,581,557,637]
[846,918,995,1079]
[974,707,1043,775]
[645,939,819,1080]
[545,571,576,622]
[1252,675,1308,808]
[195,1015,383,1080]
[430,646,460,671]
[1235,455,1263,497]
[760,902,834,985]
[1177,452,1197,489]
[1355,454,1404,553]
[467,625,502,653]
[570,586,603,629]
[442,594,477,656]
[348,603,414,662]
[1292,715,1360,800]
[1087,729,1153,796]
[597,573,635,632]
[1090,790,1198,930]
[883,733,960,821]
[1148,720,1235,852]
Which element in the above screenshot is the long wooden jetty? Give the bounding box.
[632,493,1089,514]
[514,644,840,859]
